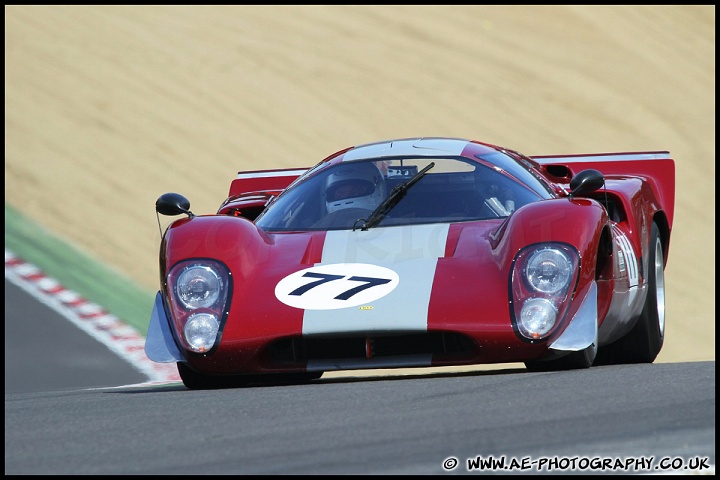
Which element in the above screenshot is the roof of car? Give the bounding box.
[341,137,498,161]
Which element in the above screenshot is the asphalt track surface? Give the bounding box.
[4,279,148,393]
[4,278,716,475]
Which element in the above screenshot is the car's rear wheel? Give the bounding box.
[597,222,665,364]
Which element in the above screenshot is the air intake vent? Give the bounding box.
[264,331,478,366]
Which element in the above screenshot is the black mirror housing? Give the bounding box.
[156,192,192,216]
[569,169,605,197]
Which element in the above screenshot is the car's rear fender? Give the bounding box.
[216,192,277,220]
[531,151,675,230]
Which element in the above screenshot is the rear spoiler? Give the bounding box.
[531,151,670,164]
[228,168,308,197]
[531,151,675,227]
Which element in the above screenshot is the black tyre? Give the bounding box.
[177,363,323,390]
[177,362,249,390]
[525,340,597,372]
[596,222,665,364]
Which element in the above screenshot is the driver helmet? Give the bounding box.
[324,161,386,214]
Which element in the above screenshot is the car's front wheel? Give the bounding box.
[177,363,324,390]
[524,338,597,372]
[177,362,250,390]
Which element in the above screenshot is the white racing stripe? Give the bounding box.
[302,224,449,334]
[343,138,469,160]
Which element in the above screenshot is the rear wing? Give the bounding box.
[531,151,675,227]
[228,168,308,197]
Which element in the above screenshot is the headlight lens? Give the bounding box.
[518,298,557,339]
[165,259,232,354]
[511,243,579,342]
[176,265,222,309]
[525,247,572,294]
[183,313,220,353]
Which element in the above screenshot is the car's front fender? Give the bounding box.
[145,292,186,363]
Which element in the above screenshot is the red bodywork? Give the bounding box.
[147,138,674,380]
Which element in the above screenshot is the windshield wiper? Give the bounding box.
[358,162,435,231]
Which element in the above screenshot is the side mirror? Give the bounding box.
[156,192,193,217]
[569,169,604,198]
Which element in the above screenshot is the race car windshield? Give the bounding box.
[326,179,375,202]
[359,161,435,231]
[254,157,545,232]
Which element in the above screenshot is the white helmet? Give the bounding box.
[324,161,386,214]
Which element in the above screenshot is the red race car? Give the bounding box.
[145,137,675,389]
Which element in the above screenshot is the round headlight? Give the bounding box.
[518,298,557,339]
[183,313,220,353]
[176,265,222,309]
[525,247,572,294]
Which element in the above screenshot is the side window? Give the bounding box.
[476,166,544,217]
[477,152,555,199]
[256,174,325,230]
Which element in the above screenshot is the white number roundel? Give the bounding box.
[275,263,400,310]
